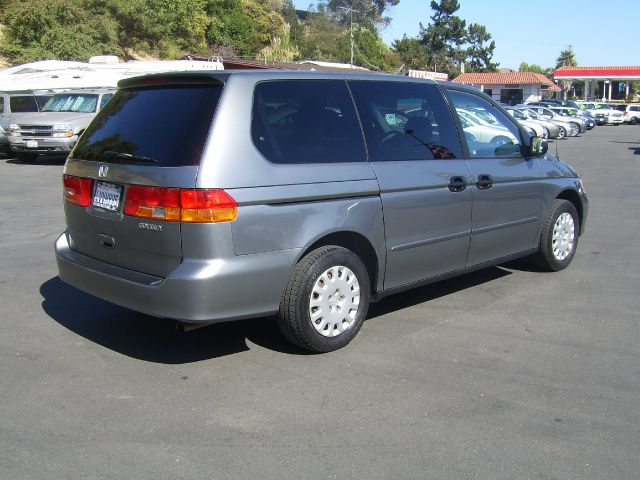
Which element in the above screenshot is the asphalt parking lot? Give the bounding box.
[1,126,639,479]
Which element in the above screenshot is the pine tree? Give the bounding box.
[419,0,466,75]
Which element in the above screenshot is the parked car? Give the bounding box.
[616,104,640,125]
[504,107,551,138]
[455,108,521,144]
[517,106,578,138]
[512,107,562,139]
[547,106,593,130]
[55,71,587,352]
[0,90,53,154]
[8,88,114,162]
[577,101,624,125]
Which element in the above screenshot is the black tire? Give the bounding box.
[531,199,579,271]
[630,117,637,125]
[277,245,370,353]
[17,153,37,163]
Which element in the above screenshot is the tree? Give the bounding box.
[258,23,300,62]
[298,6,345,61]
[465,23,497,72]
[419,0,466,75]
[555,47,577,99]
[519,62,551,75]
[1,0,119,63]
[555,47,577,69]
[392,35,427,70]
[327,0,399,30]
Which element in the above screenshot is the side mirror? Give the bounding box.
[529,136,548,156]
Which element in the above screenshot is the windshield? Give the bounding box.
[42,94,99,113]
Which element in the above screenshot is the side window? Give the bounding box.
[9,95,39,113]
[99,93,114,110]
[0,96,4,114]
[251,80,366,164]
[348,80,463,161]
[448,89,522,159]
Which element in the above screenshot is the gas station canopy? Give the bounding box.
[553,66,640,101]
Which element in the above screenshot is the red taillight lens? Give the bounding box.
[123,186,238,223]
[63,175,92,207]
[180,189,238,223]
[124,185,180,221]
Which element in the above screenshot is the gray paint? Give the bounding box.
[56,71,587,324]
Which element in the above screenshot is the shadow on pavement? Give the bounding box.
[41,267,513,362]
[368,266,511,319]
[40,277,307,363]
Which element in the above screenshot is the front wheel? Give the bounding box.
[557,126,566,139]
[277,246,370,353]
[531,199,579,271]
[630,117,638,125]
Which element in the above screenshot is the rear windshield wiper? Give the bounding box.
[102,150,159,163]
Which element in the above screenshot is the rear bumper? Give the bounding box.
[55,231,299,323]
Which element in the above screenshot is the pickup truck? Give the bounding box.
[8,88,114,162]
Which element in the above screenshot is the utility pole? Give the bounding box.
[338,4,355,68]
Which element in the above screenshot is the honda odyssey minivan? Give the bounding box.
[56,71,588,352]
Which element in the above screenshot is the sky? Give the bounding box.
[293,0,640,70]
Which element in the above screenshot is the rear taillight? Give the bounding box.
[124,185,181,221]
[124,186,238,223]
[63,175,92,207]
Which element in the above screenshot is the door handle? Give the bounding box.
[448,176,467,192]
[476,174,493,190]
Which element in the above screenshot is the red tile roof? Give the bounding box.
[453,72,558,89]
[554,66,640,78]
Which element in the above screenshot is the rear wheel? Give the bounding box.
[630,117,637,125]
[531,199,579,271]
[277,246,370,353]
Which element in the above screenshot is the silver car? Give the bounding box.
[55,71,588,352]
[8,88,114,162]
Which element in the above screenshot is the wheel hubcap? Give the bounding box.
[309,265,360,337]
[552,212,575,261]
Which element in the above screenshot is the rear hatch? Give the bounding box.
[63,74,227,277]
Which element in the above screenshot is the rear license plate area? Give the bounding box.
[92,181,122,211]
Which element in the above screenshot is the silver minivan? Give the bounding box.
[55,71,588,352]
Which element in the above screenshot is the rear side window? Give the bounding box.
[251,80,366,164]
[73,85,222,166]
[9,95,39,113]
[0,96,4,113]
[348,81,463,161]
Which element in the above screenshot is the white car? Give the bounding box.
[577,102,623,125]
[456,109,518,144]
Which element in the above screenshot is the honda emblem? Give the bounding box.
[98,164,108,178]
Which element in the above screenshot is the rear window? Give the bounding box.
[73,85,222,166]
[9,95,39,113]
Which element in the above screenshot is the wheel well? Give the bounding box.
[303,232,379,295]
[557,189,584,232]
